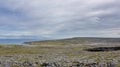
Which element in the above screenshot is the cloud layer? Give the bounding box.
[0,0,119,39]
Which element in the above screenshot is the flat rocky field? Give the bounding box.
[0,42,120,67]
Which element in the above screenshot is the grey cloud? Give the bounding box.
[0,0,119,38]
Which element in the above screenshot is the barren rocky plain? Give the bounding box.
[0,37,120,67]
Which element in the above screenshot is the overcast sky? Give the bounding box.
[0,0,119,39]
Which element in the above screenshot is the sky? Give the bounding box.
[0,0,120,39]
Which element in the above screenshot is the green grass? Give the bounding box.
[24,37,120,45]
[0,44,120,63]
[24,39,88,45]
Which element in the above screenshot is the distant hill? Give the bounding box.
[24,37,120,45]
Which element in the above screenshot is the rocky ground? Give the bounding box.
[0,42,120,67]
[0,54,119,67]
